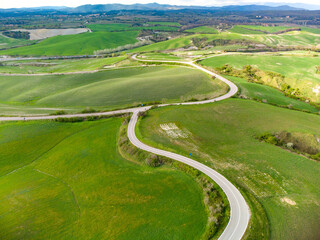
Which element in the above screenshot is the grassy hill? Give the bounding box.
[185,26,219,34]
[0,34,34,50]
[0,66,227,115]
[0,56,126,74]
[87,23,179,32]
[0,31,139,56]
[200,54,320,102]
[0,118,208,239]
[138,99,320,240]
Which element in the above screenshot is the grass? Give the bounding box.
[130,33,245,52]
[0,118,209,239]
[88,23,178,32]
[87,23,132,32]
[235,25,293,33]
[0,31,139,56]
[185,26,218,34]
[0,66,227,115]
[0,56,126,74]
[228,26,266,34]
[0,34,35,50]
[248,31,320,47]
[148,22,181,26]
[200,53,320,102]
[224,75,319,113]
[138,99,320,240]
[138,52,183,61]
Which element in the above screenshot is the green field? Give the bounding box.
[138,99,320,240]
[130,33,246,52]
[147,22,181,26]
[0,118,210,239]
[235,25,293,33]
[88,23,178,32]
[0,34,34,50]
[200,54,320,102]
[0,56,126,74]
[185,26,218,34]
[0,31,139,56]
[248,32,320,47]
[138,52,183,60]
[0,66,227,115]
[228,26,266,34]
[224,75,318,112]
[234,25,320,35]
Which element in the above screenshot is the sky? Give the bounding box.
[0,0,319,9]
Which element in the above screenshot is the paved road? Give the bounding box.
[0,55,250,240]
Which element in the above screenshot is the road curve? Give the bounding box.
[0,55,250,240]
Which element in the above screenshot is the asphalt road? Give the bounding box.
[0,55,250,240]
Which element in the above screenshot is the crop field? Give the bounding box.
[0,56,126,74]
[0,31,139,56]
[0,66,227,115]
[0,34,34,50]
[138,99,320,240]
[185,26,218,34]
[200,54,320,102]
[0,118,209,239]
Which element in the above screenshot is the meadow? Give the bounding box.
[0,118,209,239]
[224,75,319,113]
[0,31,139,56]
[0,56,126,74]
[131,31,320,53]
[0,66,227,115]
[138,99,320,240]
[0,34,34,50]
[137,52,183,60]
[185,26,219,34]
[147,22,181,26]
[200,53,320,102]
[87,23,179,32]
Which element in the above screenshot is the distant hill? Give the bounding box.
[0,3,304,14]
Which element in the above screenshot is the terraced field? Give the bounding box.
[0,118,209,239]
[200,54,320,102]
[138,99,320,240]
[0,66,227,115]
[0,31,139,56]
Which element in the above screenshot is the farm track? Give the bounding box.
[0,55,250,240]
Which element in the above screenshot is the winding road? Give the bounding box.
[0,55,250,240]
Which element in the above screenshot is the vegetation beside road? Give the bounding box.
[138,99,320,240]
[0,118,209,239]
[200,53,320,103]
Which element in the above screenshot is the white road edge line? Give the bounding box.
[0,54,250,240]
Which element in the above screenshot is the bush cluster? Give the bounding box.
[257,132,320,161]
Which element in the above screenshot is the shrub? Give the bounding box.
[145,154,164,167]
[257,133,279,145]
[50,110,67,115]
[81,107,97,113]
